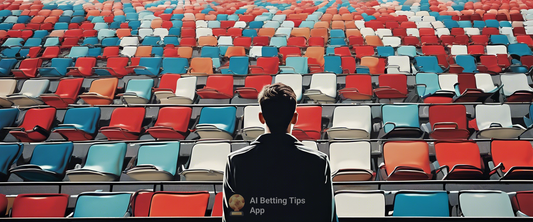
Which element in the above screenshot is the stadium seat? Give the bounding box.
[235,75,272,99]
[6,79,49,107]
[11,194,69,217]
[292,106,322,140]
[180,142,230,181]
[512,191,533,216]
[10,142,73,181]
[53,107,100,141]
[330,141,374,181]
[195,106,236,140]
[100,107,145,140]
[211,192,223,216]
[335,191,385,217]
[326,106,371,139]
[119,78,154,104]
[374,74,408,101]
[241,106,265,140]
[148,191,210,217]
[0,144,21,181]
[66,142,126,181]
[500,74,533,102]
[392,191,449,217]
[274,74,302,101]
[12,58,42,78]
[197,75,233,99]
[9,107,55,142]
[458,191,515,217]
[146,107,192,140]
[475,104,526,139]
[38,58,73,77]
[0,79,17,107]
[72,192,132,217]
[66,57,96,77]
[338,75,373,101]
[40,78,84,108]
[124,142,180,181]
[489,140,533,180]
[304,73,337,103]
[434,141,484,180]
[158,76,197,104]
[428,105,470,139]
[381,141,432,180]
[78,78,118,105]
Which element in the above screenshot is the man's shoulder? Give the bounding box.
[227,143,328,161]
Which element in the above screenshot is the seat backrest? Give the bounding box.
[501,74,532,96]
[383,141,431,176]
[491,140,533,172]
[330,141,371,173]
[62,107,100,134]
[188,142,231,172]
[149,191,210,217]
[211,192,223,216]
[108,107,145,132]
[382,104,419,133]
[309,73,336,98]
[125,79,154,100]
[204,75,234,96]
[335,191,385,217]
[459,191,514,217]
[435,141,482,170]
[88,78,118,98]
[243,106,264,130]
[378,74,407,94]
[198,106,237,133]
[475,74,497,92]
[344,75,372,96]
[154,107,191,133]
[189,58,213,74]
[19,79,50,98]
[29,142,73,174]
[19,107,56,131]
[275,74,302,101]
[0,144,21,176]
[513,191,533,216]
[294,106,322,133]
[12,193,69,217]
[137,142,180,176]
[54,78,84,100]
[73,192,132,217]
[82,143,126,176]
[332,106,371,133]
[0,79,17,97]
[429,105,467,130]
[438,74,458,93]
[174,77,197,100]
[475,104,513,130]
[415,73,440,96]
[393,191,449,216]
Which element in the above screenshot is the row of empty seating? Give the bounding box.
[2,189,533,217]
[2,139,533,182]
[2,103,533,142]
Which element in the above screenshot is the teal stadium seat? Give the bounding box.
[10,142,74,181]
[66,143,127,181]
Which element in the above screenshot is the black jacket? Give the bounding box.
[223,133,337,222]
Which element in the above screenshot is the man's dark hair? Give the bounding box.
[258,83,297,134]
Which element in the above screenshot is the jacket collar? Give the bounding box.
[251,133,303,146]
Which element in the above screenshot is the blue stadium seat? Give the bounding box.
[9,142,74,181]
[53,107,101,141]
[124,142,180,181]
[66,143,127,181]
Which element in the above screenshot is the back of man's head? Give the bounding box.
[258,83,297,134]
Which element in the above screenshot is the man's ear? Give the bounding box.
[259,112,265,124]
[290,112,298,124]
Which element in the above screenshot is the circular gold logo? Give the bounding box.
[229,194,245,212]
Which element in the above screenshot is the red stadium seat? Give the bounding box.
[490,140,533,180]
[197,75,234,99]
[149,191,210,217]
[40,78,84,109]
[11,194,69,217]
[428,105,471,140]
[292,106,322,140]
[235,75,273,99]
[339,74,373,100]
[512,191,533,216]
[434,141,484,180]
[374,74,408,100]
[11,58,42,78]
[146,107,192,140]
[66,57,96,77]
[9,107,56,142]
[100,107,145,140]
[211,192,223,216]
